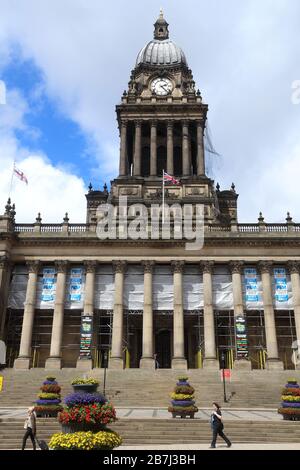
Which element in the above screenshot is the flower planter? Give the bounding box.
[72,384,98,393]
[61,422,106,434]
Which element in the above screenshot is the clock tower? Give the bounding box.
[87,10,238,225]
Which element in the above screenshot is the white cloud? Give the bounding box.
[0,88,86,222]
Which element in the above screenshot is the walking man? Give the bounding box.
[22,406,37,450]
[210,402,231,449]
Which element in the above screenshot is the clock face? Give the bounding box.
[151,77,173,96]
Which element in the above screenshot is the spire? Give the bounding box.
[154,9,169,40]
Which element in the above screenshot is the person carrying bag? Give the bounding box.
[210,402,232,449]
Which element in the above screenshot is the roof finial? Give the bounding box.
[160,7,164,18]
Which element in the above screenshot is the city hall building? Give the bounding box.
[0,12,300,372]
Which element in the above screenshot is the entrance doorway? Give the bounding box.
[156,329,171,368]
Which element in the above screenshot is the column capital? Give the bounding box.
[84,260,97,273]
[167,120,174,129]
[113,260,127,274]
[287,261,300,274]
[120,119,128,128]
[142,260,155,273]
[150,119,158,127]
[134,119,142,127]
[200,260,214,274]
[195,119,203,127]
[258,260,273,274]
[171,260,184,273]
[229,260,244,274]
[55,260,68,273]
[26,260,40,274]
[182,119,189,128]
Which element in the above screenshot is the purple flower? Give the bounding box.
[36,399,61,405]
[64,392,107,407]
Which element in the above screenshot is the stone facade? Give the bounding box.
[0,13,299,371]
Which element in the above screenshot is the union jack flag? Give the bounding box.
[163,171,180,185]
[13,165,28,185]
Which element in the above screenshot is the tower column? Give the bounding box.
[76,260,97,370]
[46,261,68,369]
[182,120,190,176]
[258,261,284,369]
[202,261,219,369]
[196,120,205,176]
[14,261,40,369]
[150,120,157,176]
[167,120,174,175]
[133,120,142,177]
[109,261,126,369]
[288,261,300,369]
[140,261,155,368]
[119,120,128,176]
[171,261,187,369]
[230,261,251,370]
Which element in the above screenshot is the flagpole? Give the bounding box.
[162,169,165,224]
[8,160,15,199]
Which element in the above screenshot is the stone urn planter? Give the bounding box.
[62,422,106,434]
[72,383,98,393]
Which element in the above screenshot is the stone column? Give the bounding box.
[258,261,283,369]
[288,261,300,369]
[45,261,68,369]
[196,120,205,176]
[76,260,97,370]
[182,121,190,176]
[140,261,155,369]
[109,261,126,369]
[0,255,10,339]
[150,120,157,176]
[167,120,174,175]
[171,261,187,369]
[230,261,251,370]
[14,261,40,369]
[201,261,219,369]
[119,120,128,176]
[133,120,142,177]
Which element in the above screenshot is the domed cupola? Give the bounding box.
[135,10,188,68]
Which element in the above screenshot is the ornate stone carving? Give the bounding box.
[142,260,155,273]
[0,255,10,269]
[229,261,244,274]
[287,261,300,275]
[112,260,127,274]
[258,261,273,274]
[26,260,40,274]
[84,260,97,273]
[55,260,68,273]
[171,260,184,273]
[200,260,214,274]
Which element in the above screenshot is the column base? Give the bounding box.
[171,358,187,370]
[266,359,284,370]
[234,359,252,370]
[140,357,155,369]
[203,358,219,370]
[76,358,93,371]
[108,357,124,369]
[45,357,62,369]
[14,357,31,370]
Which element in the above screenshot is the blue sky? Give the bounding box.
[0,0,300,222]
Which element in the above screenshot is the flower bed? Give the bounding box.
[35,377,63,417]
[58,402,117,426]
[278,379,300,421]
[168,377,198,419]
[64,392,106,407]
[71,378,99,385]
[49,430,122,450]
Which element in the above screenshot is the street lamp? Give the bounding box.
[103,350,108,396]
[221,351,227,403]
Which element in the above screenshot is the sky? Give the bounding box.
[0,0,300,223]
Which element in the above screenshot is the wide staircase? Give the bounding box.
[0,368,299,408]
[1,417,300,449]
